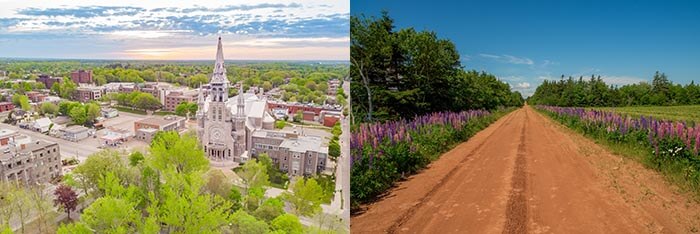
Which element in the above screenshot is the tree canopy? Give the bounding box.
[528,72,700,107]
[350,12,523,123]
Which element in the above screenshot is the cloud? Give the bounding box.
[479,53,533,65]
[1,3,348,38]
[503,55,533,65]
[0,1,349,60]
[515,82,531,89]
[600,75,647,85]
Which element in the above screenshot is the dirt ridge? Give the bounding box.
[503,110,528,234]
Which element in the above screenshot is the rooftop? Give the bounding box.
[280,135,328,154]
[136,115,184,127]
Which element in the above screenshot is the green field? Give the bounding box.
[596,105,700,123]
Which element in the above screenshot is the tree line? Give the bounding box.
[529,72,700,107]
[350,12,524,123]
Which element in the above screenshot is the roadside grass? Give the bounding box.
[597,105,700,123]
[537,108,700,201]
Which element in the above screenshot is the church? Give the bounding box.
[197,38,330,176]
[196,37,276,163]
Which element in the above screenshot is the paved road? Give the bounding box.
[352,106,700,233]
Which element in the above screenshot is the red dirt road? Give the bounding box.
[351,106,700,233]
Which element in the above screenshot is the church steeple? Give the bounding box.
[209,37,229,103]
[211,36,227,84]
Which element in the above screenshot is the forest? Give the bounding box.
[350,12,523,123]
[528,72,700,107]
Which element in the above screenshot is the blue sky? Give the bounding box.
[352,0,700,96]
[0,0,349,60]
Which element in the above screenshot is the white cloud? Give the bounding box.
[479,53,533,65]
[515,82,531,89]
[503,55,533,65]
[600,75,647,85]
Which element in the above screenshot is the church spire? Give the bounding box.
[211,36,227,83]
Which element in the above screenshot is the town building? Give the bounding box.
[164,90,198,112]
[100,128,132,147]
[74,86,103,102]
[37,74,62,89]
[101,108,119,118]
[0,102,15,112]
[0,133,61,184]
[251,130,329,176]
[320,110,342,127]
[327,79,341,95]
[25,91,48,103]
[71,70,93,84]
[60,125,90,142]
[32,117,53,133]
[134,115,186,142]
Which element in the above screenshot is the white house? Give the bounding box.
[32,117,53,133]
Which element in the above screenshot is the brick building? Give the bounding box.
[37,74,62,89]
[0,102,14,112]
[164,90,198,112]
[71,70,93,84]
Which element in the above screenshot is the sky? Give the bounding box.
[0,0,349,60]
[352,0,700,96]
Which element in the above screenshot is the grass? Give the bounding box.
[113,106,147,115]
[596,105,700,123]
[536,108,700,200]
[154,111,176,116]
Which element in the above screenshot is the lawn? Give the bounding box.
[113,106,147,115]
[596,105,700,123]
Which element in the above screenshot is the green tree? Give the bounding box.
[237,159,270,197]
[328,140,340,160]
[59,77,77,99]
[174,102,197,118]
[229,210,269,234]
[253,197,285,222]
[284,177,324,217]
[149,131,209,174]
[40,102,59,115]
[293,110,304,122]
[81,197,140,233]
[132,93,161,111]
[128,151,145,167]
[72,150,129,197]
[12,94,31,111]
[85,103,101,123]
[262,81,273,91]
[57,223,92,234]
[69,106,87,125]
[271,214,304,234]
